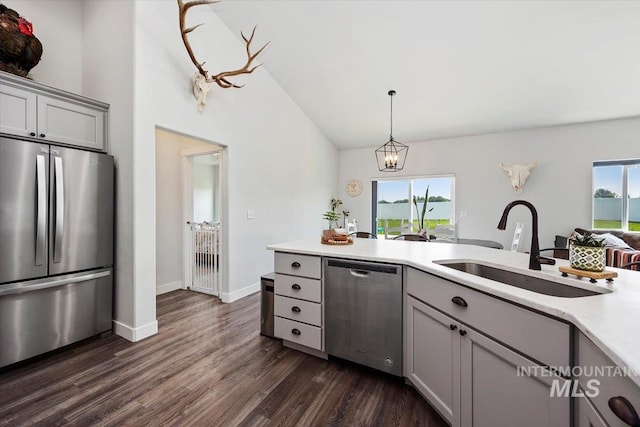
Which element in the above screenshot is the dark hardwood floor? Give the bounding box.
[0,290,447,426]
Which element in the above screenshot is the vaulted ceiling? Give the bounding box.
[215,1,640,150]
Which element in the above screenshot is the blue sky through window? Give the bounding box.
[594,164,640,198]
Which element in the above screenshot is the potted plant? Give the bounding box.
[322,211,341,231]
[413,186,434,237]
[322,198,343,240]
[569,231,606,272]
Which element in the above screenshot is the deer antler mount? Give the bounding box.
[177,0,269,111]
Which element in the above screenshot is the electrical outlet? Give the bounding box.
[459,211,468,218]
[247,209,255,219]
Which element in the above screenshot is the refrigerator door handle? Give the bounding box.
[0,270,111,297]
[53,156,64,263]
[35,155,47,266]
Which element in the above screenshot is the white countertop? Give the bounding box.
[268,238,640,387]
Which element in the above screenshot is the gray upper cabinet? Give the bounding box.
[0,83,37,138]
[0,72,108,152]
[37,95,105,151]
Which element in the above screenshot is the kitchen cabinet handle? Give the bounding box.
[291,261,301,268]
[452,296,468,307]
[608,396,640,426]
[449,324,457,331]
[291,328,301,336]
[291,284,301,290]
[30,132,36,137]
[39,133,46,138]
[291,306,301,313]
[459,330,467,336]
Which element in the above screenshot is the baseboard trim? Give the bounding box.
[220,282,260,303]
[113,319,158,342]
[157,280,183,295]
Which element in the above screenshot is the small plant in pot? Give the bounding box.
[322,198,344,240]
[569,232,606,272]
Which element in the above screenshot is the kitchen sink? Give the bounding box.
[436,261,610,297]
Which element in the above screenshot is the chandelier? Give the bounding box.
[375,90,408,172]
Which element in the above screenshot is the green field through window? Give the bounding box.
[592,220,640,231]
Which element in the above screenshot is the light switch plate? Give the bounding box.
[247,209,255,219]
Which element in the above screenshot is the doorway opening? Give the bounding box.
[187,153,222,295]
[155,128,225,298]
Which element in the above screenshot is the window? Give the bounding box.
[372,175,455,236]
[592,160,640,231]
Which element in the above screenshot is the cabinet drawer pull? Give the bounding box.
[608,396,640,426]
[452,296,468,307]
[291,284,301,290]
[30,132,36,137]
[291,261,301,268]
[39,133,46,138]
[291,306,301,313]
[459,329,467,336]
[449,324,457,331]
[291,328,301,335]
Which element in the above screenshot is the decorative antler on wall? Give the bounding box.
[177,0,269,110]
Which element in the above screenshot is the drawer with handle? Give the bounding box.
[406,267,570,368]
[274,252,321,279]
[275,295,322,326]
[274,273,321,303]
[274,317,322,350]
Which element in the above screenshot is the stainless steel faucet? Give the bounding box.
[497,200,555,270]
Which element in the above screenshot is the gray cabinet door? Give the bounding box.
[0,84,37,138]
[49,146,113,275]
[37,95,106,151]
[406,296,461,426]
[460,327,570,427]
[576,396,608,427]
[0,138,49,282]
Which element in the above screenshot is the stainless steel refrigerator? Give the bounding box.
[0,136,114,368]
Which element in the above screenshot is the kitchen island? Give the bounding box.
[268,237,640,427]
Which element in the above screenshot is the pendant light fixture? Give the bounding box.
[375,90,408,172]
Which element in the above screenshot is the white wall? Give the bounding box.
[339,117,640,249]
[81,1,145,339]
[5,0,83,93]
[134,2,338,305]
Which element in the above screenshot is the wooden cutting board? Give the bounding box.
[559,266,617,283]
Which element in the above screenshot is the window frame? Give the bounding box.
[592,159,640,231]
[371,174,456,235]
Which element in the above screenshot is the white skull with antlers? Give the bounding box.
[500,161,537,194]
[193,72,212,111]
[177,0,269,110]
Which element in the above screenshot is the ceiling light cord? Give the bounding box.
[389,90,395,141]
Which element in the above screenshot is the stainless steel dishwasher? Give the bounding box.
[324,258,403,376]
